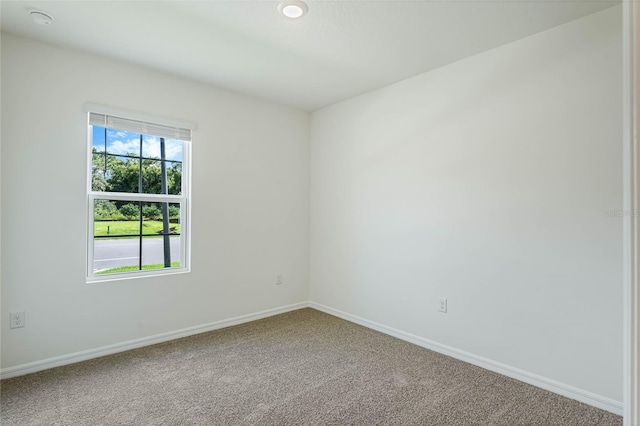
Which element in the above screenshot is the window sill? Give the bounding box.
[86,267,190,284]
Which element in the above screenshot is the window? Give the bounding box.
[86,106,192,281]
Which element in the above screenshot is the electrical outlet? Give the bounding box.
[10,311,25,329]
[438,298,447,313]
[275,274,283,285]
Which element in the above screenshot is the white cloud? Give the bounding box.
[107,138,140,156]
[107,137,182,161]
[164,140,183,162]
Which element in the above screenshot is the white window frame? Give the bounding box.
[84,103,194,283]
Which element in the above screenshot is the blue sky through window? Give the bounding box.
[92,126,183,162]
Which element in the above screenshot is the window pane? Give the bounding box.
[93,236,140,275]
[139,160,182,195]
[117,201,142,222]
[168,202,181,225]
[141,236,182,270]
[141,202,181,235]
[106,129,141,157]
[91,150,108,192]
[92,126,106,153]
[106,156,140,193]
[90,128,184,195]
[164,139,183,162]
[142,135,160,159]
[141,160,162,194]
[141,202,182,270]
[94,199,122,222]
[167,162,182,195]
[141,136,183,162]
[94,200,141,235]
[94,200,142,274]
[92,200,182,275]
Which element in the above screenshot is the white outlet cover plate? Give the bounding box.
[10,311,25,329]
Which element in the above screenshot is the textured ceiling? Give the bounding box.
[1,0,618,111]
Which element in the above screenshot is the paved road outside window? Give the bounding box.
[93,237,181,271]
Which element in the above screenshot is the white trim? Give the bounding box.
[83,102,196,131]
[623,0,639,424]
[309,302,623,416]
[0,302,309,380]
[1,300,624,415]
[86,263,190,284]
[90,192,185,204]
[183,136,192,278]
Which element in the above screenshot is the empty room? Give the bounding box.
[1,0,638,424]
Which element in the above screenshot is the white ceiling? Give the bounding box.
[1,0,618,111]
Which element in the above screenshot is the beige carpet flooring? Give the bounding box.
[0,308,623,425]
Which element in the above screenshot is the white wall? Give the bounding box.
[310,6,623,403]
[1,34,309,369]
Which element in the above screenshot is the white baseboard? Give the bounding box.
[309,301,623,416]
[1,300,624,416]
[0,302,309,380]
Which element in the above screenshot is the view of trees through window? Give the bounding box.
[90,126,185,276]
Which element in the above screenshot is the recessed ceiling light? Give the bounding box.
[28,9,55,25]
[278,1,308,19]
